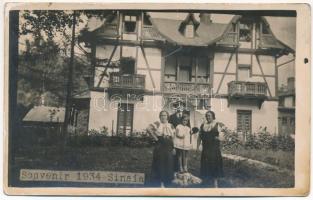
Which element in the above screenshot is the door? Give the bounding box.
[117,103,134,136]
[237,110,252,134]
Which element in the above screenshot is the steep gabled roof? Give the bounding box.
[81,12,294,53]
[151,18,227,46]
[260,16,294,53]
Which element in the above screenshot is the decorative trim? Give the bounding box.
[277,58,295,68]
[275,56,278,97]
[140,45,156,89]
[214,72,236,75]
[214,46,279,56]
[137,68,161,71]
[160,46,166,93]
[209,53,214,88]
[90,43,97,88]
[216,52,235,94]
[251,74,276,78]
[255,55,273,97]
[96,44,118,87]
[236,51,238,81]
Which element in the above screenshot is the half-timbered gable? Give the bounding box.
[79,12,295,137]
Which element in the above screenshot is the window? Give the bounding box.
[164,55,210,83]
[124,15,137,33]
[239,21,252,42]
[143,14,152,26]
[195,57,210,83]
[179,66,191,82]
[261,22,270,34]
[120,57,135,74]
[185,24,195,38]
[237,110,252,133]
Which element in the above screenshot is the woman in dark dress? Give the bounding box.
[197,111,224,187]
[146,110,175,187]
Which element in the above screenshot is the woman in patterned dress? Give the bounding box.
[197,110,224,187]
[146,110,175,187]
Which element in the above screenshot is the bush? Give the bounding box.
[222,128,242,150]
[245,133,262,149]
[256,129,272,150]
[221,126,294,152]
[67,129,155,148]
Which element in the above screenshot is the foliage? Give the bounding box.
[68,129,155,148]
[221,127,295,152]
[20,10,113,40]
[222,128,242,150]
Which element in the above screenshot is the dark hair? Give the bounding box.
[159,110,170,119]
[205,110,216,120]
[182,114,189,121]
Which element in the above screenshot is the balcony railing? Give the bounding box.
[163,81,210,95]
[228,81,267,97]
[109,73,145,90]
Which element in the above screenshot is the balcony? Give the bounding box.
[228,81,268,108]
[108,73,146,98]
[163,81,210,96]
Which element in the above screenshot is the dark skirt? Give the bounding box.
[200,139,224,181]
[150,136,174,187]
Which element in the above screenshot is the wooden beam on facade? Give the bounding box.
[216,52,235,94]
[140,45,156,89]
[214,72,236,75]
[96,37,164,48]
[90,43,97,88]
[275,57,278,97]
[96,44,118,87]
[276,58,295,68]
[255,55,273,97]
[214,46,279,56]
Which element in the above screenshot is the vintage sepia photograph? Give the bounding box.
[3,2,310,196]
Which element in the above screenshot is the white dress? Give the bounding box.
[174,124,192,150]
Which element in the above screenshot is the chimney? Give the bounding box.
[199,13,212,25]
[287,77,295,91]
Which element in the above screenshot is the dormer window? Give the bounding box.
[124,15,137,33]
[185,24,195,38]
[239,21,252,42]
[261,21,270,34]
[179,13,200,38]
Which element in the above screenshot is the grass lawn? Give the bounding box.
[223,146,294,170]
[10,143,294,188]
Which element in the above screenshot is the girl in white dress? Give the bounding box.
[174,115,192,173]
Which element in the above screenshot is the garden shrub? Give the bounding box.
[67,129,154,148]
[221,126,294,152]
[222,128,242,150]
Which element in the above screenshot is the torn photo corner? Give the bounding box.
[3,2,311,197]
